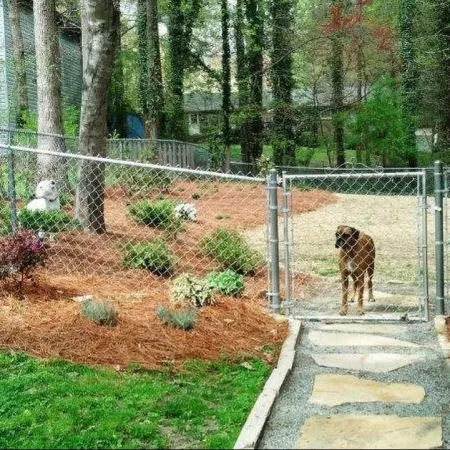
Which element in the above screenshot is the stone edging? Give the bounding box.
[233,317,301,450]
[434,315,450,370]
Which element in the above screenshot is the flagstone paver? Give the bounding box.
[295,415,442,449]
[309,373,425,407]
[308,330,420,348]
[311,353,423,373]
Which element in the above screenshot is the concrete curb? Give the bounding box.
[233,317,302,450]
[434,315,450,370]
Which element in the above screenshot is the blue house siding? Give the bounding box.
[1,0,82,126]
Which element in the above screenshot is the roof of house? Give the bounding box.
[183,86,362,112]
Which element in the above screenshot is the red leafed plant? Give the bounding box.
[0,229,48,288]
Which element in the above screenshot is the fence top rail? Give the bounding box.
[0,143,264,183]
[284,171,425,180]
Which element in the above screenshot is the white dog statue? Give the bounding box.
[26,179,61,212]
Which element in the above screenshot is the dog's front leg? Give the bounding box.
[339,273,349,316]
[355,275,365,315]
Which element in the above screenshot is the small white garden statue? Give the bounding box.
[174,202,197,221]
[26,179,61,212]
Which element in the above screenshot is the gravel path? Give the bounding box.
[259,321,450,449]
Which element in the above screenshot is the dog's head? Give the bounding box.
[335,225,360,250]
[35,179,58,201]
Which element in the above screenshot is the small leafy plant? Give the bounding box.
[0,229,48,286]
[206,270,245,296]
[200,228,263,275]
[19,209,75,233]
[122,238,175,275]
[169,273,216,307]
[128,199,184,236]
[156,305,197,331]
[82,300,118,326]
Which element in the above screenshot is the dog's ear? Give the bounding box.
[351,227,360,240]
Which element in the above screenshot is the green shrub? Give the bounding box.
[169,273,216,307]
[200,228,263,275]
[206,270,245,296]
[123,169,173,196]
[128,199,184,236]
[18,209,75,232]
[122,238,175,275]
[82,300,118,326]
[156,305,197,331]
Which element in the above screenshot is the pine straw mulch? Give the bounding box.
[0,286,288,370]
[0,181,336,370]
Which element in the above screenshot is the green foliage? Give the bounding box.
[156,305,197,330]
[200,228,263,275]
[346,77,410,167]
[122,167,172,196]
[18,209,75,233]
[82,300,118,326]
[0,352,271,449]
[19,107,80,137]
[0,203,11,235]
[128,199,184,236]
[256,154,275,177]
[206,270,245,296]
[122,238,176,275]
[62,106,81,137]
[169,273,216,307]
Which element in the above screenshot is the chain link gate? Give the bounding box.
[279,170,430,321]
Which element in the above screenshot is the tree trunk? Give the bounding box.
[33,0,66,180]
[166,0,201,139]
[137,0,149,133]
[234,0,249,163]
[400,0,418,166]
[435,0,450,151]
[271,0,295,167]
[167,0,185,138]
[244,0,264,167]
[75,0,119,234]
[221,0,231,170]
[108,3,127,138]
[7,0,28,125]
[356,0,364,164]
[330,20,345,167]
[147,0,164,139]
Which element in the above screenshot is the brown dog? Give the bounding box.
[335,225,375,316]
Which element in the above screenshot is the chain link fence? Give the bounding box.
[277,171,430,321]
[0,134,275,306]
[0,128,211,169]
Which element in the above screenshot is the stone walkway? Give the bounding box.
[259,321,450,449]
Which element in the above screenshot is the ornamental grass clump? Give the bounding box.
[82,300,118,326]
[156,305,197,331]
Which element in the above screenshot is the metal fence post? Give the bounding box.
[7,131,18,232]
[268,169,280,313]
[434,160,445,315]
[282,172,292,315]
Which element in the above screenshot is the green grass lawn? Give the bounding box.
[0,352,271,449]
